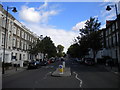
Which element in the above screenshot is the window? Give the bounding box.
[16,53,17,61]
[2,18,5,28]
[27,35,29,40]
[117,32,119,43]
[21,41,23,49]
[113,34,116,45]
[13,26,16,34]
[22,31,24,38]
[108,28,110,35]
[111,36,113,46]
[106,29,108,36]
[24,42,26,50]
[24,32,25,39]
[0,17,2,27]
[9,21,12,31]
[17,28,20,36]
[17,39,20,48]
[23,54,25,60]
[116,22,118,29]
[109,37,111,47]
[12,37,16,47]
[19,54,21,60]
[112,24,115,31]
[9,34,11,42]
[106,38,108,47]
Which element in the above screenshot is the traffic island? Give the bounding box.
[51,67,71,77]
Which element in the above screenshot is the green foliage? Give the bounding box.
[29,36,57,58]
[67,43,81,58]
[57,45,64,53]
[56,45,64,57]
[87,31,103,51]
[79,17,102,59]
[80,17,101,35]
[29,38,40,55]
[67,17,102,59]
[38,36,57,58]
[78,35,90,57]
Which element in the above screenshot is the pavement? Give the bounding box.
[96,64,120,76]
[51,67,71,77]
[2,66,27,77]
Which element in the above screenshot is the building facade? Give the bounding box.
[104,18,120,65]
[0,4,41,67]
[86,14,120,68]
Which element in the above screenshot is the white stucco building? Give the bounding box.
[0,4,42,67]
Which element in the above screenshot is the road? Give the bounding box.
[2,59,120,89]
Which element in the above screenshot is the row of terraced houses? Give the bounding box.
[87,2,120,70]
[0,4,43,67]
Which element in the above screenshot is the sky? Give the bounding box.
[1,0,120,52]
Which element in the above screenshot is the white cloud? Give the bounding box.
[19,6,41,23]
[19,3,59,23]
[72,20,87,31]
[24,23,79,53]
[19,2,79,53]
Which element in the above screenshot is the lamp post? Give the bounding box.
[106,3,120,72]
[2,6,17,74]
[106,4,118,18]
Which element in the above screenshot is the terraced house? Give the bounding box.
[0,4,40,67]
[104,1,120,71]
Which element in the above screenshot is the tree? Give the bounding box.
[38,36,57,58]
[67,43,80,58]
[78,35,90,57]
[87,31,102,60]
[78,17,102,61]
[29,38,40,55]
[79,17,101,35]
[29,36,57,59]
[56,45,64,57]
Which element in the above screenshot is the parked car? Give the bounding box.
[61,57,65,61]
[49,57,55,63]
[79,58,85,64]
[40,61,48,66]
[84,58,94,65]
[27,60,41,69]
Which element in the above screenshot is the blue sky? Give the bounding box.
[1,1,119,52]
[2,2,113,30]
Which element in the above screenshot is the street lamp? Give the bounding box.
[106,4,118,18]
[106,4,120,71]
[2,6,17,74]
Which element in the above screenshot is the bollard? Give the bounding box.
[63,61,65,68]
[59,65,63,74]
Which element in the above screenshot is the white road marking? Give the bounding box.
[43,72,52,79]
[73,72,83,88]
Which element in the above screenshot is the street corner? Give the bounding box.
[51,67,71,77]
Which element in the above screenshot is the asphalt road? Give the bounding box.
[2,59,120,89]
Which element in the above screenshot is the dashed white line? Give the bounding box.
[73,72,83,88]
